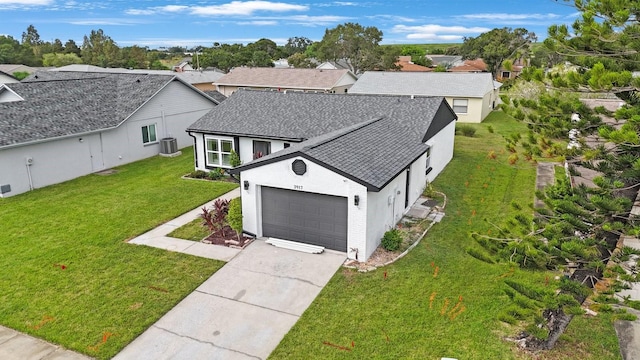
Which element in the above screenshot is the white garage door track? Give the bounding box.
[114,240,345,360]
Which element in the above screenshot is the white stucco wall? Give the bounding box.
[239,156,368,260]
[426,120,456,183]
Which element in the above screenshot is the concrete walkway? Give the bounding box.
[0,325,91,360]
[114,240,345,359]
[128,188,242,262]
[534,162,557,208]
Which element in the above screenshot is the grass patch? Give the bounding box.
[269,112,620,360]
[167,218,209,241]
[0,147,237,359]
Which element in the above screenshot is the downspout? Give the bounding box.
[25,158,34,191]
[187,131,198,169]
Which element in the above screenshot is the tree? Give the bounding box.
[546,1,640,71]
[121,46,147,69]
[51,39,64,54]
[287,52,315,68]
[459,27,536,78]
[21,25,42,47]
[63,39,81,56]
[81,29,122,67]
[400,45,431,66]
[283,36,313,57]
[42,53,83,67]
[200,48,237,72]
[248,38,280,59]
[316,22,384,74]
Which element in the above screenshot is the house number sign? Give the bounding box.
[294,185,303,190]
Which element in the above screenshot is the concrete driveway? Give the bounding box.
[114,240,345,360]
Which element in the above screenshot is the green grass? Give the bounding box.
[0,147,237,359]
[269,112,621,360]
[167,218,209,241]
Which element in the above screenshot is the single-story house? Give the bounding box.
[395,56,432,72]
[213,67,358,96]
[0,71,219,197]
[348,72,502,123]
[186,90,457,261]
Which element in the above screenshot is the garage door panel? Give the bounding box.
[262,187,347,252]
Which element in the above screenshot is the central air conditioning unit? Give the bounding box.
[160,137,178,154]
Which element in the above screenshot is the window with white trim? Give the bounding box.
[141,124,157,144]
[452,99,468,114]
[205,136,234,167]
[425,147,432,174]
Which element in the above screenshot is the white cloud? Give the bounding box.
[126,1,307,17]
[391,24,489,42]
[285,14,351,25]
[69,18,146,26]
[237,20,278,25]
[191,1,307,16]
[458,13,562,21]
[0,0,52,4]
[392,24,490,34]
[367,14,417,23]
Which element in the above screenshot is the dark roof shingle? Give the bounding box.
[1,72,178,147]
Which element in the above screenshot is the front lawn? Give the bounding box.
[0,147,237,359]
[270,112,621,359]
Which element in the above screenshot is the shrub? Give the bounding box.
[227,198,243,239]
[508,153,519,165]
[201,199,230,236]
[381,229,403,251]
[457,124,477,137]
[229,150,241,167]
[466,247,495,263]
[207,168,224,180]
[189,170,208,179]
[486,125,494,133]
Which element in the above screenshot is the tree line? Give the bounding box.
[1,22,551,78]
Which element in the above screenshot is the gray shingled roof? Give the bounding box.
[188,89,448,141]
[349,71,500,98]
[214,90,456,190]
[0,72,182,148]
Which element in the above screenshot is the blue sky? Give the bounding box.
[0,0,579,48]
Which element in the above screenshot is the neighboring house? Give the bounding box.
[214,67,358,96]
[187,90,457,261]
[0,64,39,76]
[448,59,487,73]
[395,56,432,72]
[0,70,18,84]
[315,59,350,70]
[51,64,226,92]
[0,71,219,197]
[426,55,463,69]
[173,61,194,72]
[348,72,502,123]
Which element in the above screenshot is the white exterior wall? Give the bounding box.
[0,134,98,197]
[239,156,368,260]
[365,172,407,260]
[445,96,485,123]
[426,120,456,183]
[238,138,289,165]
[0,81,217,197]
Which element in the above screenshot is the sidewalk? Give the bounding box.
[0,325,92,360]
[128,187,241,261]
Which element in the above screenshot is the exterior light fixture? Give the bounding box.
[354,195,360,206]
[243,180,249,190]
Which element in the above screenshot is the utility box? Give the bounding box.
[160,137,178,154]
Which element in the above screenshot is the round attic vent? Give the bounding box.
[292,159,307,175]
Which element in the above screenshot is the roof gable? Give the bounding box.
[214,67,356,90]
[349,71,499,98]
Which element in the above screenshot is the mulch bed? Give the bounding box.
[202,225,253,249]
